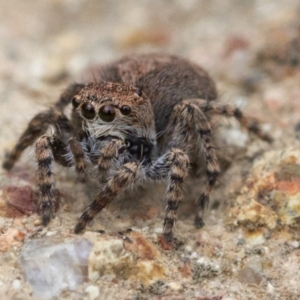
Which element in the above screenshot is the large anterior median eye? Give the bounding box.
[99,105,115,122]
[82,102,96,119]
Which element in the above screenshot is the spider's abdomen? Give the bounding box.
[135,59,217,134]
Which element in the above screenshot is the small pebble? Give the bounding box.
[141,226,149,232]
[168,281,181,291]
[185,245,192,254]
[237,267,262,285]
[236,238,245,246]
[289,240,299,249]
[85,285,100,300]
[247,256,263,272]
[154,227,163,234]
[12,279,21,290]
[267,282,275,294]
[196,257,206,264]
[34,219,41,226]
[46,231,57,237]
[150,233,158,239]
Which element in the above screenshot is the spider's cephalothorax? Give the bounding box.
[72,82,157,165]
[2,53,272,243]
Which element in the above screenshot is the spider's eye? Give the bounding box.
[72,96,80,108]
[99,105,115,122]
[136,88,142,97]
[120,105,131,115]
[82,102,95,119]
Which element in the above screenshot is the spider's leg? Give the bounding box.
[74,145,189,242]
[74,161,141,234]
[3,82,85,171]
[36,134,73,225]
[167,101,220,229]
[184,99,273,143]
[147,148,189,242]
[3,108,72,170]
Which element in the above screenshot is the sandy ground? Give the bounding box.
[1,1,300,299]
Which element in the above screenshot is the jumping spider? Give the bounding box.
[2,53,272,242]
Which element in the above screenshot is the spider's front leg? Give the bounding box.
[38,133,105,224]
[74,161,141,234]
[39,135,122,224]
[74,146,189,243]
[36,134,72,225]
[145,148,190,242]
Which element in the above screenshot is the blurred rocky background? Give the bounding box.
[0,0,300,299]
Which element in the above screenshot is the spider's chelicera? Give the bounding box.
[2,53,272,243]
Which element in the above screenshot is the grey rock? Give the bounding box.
[18,237,93,299]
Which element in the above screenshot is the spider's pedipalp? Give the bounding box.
[96,138,127,182]
[68,137,90,182]
[97,138,125,172]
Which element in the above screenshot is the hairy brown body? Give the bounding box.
[3,53,271,243]
[90,53,217,135]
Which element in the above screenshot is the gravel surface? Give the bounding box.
[1,1,300,299]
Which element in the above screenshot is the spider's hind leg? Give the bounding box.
[167,101,220,229]
[2,83,85,171]
[2,108,72,170]
[185,99,273,143]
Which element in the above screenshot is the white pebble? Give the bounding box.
[150,233,158,239]
[12,279,21,290]
[46,231,57,237]
[185,245,192,253]
[154,227,163,234]
[196,257,206,264]
[289,240,299,249]
[168,281,181,291]
[141,226,149,232]
[267,282,275,294]
[85,285,100,300]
